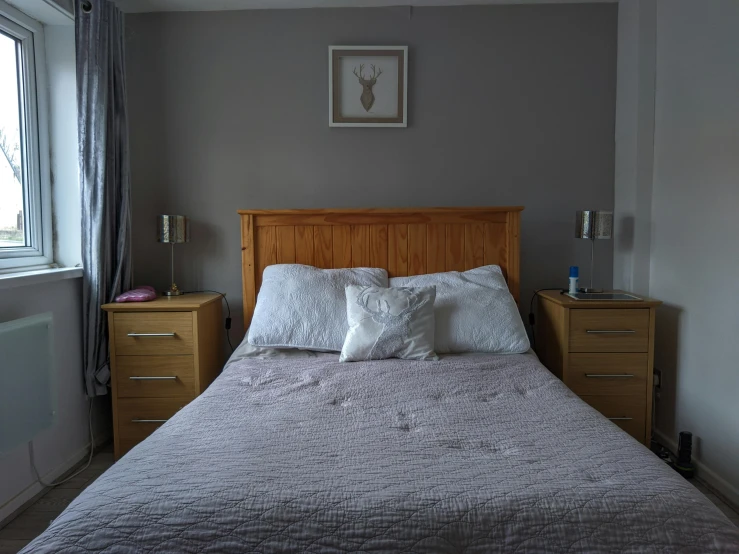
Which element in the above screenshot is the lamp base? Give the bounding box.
[579,287,604,293]
[163,283,183,296]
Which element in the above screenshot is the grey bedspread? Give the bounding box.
[23,354,739,553]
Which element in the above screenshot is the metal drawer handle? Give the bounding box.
[585,374,635,378]
[127,332,176,337]
[608,417,633,421]
[129,376,178,381]
[131,419,168,423]
[586,330,636,334]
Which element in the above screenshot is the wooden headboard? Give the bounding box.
[239,207,524,327]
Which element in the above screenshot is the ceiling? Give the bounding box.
[115,0,614,14]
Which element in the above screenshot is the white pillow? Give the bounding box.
[340,285,438,362]
[248,264,388,352]
[390,265,529,354]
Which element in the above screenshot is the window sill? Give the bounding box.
[0,267,83,291]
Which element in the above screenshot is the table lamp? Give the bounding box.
[157,215,189,296]
[575,210,612,293]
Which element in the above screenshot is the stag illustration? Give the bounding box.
[356,287,431,360]
[353,64,383,112]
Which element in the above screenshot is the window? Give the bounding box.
[0,7,51,272]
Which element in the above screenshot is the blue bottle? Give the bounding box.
[569,266,579,295]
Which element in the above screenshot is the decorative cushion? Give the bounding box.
[247,264,388,352]
[390,265,530,354]
[115,286,157,303]
[340,285,438,362]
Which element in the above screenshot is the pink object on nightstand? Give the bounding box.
[115,286,157,303]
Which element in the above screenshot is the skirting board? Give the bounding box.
[0,431,111,527]
[653,429,739,510]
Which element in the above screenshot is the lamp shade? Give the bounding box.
[157,215,190,244]
[575,210,612,240]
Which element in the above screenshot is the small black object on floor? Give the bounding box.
[651,431,695,479]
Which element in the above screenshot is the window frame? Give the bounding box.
[0,1,52,273]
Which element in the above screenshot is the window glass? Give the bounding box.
[0,30,25,248]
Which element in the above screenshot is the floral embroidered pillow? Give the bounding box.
[340,285,438,362]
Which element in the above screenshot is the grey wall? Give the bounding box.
[47,25,81,267]
[650,0,739,503]
[612,0,655,296]
[0,277,110,522]
[126,4,617,340]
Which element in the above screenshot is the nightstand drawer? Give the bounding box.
[117,397,188,454]
[581,395,646,443]
[115,356,197,398]
[569,309,649,353]
[114,312,193,355]
[566,353,648,396]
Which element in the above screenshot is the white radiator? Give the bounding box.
[0,312,56,453]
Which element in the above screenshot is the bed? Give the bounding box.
[22,208,739,553]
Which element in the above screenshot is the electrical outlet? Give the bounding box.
[654,369,662,389]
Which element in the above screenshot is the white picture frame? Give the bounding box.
[329,45,408,128]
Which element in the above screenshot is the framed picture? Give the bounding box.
[329,46,408,128]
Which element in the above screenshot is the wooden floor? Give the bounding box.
[1,448,737,553]
[693,480,739,527]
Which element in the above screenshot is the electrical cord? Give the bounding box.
[183,290,234,352]
[29,398,95,487]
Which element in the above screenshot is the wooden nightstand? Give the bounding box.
[535,290,661,445]
[102,293,223,459]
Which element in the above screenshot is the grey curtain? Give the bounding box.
[76,0,133,397]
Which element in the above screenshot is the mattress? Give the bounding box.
[23,354,739,553]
